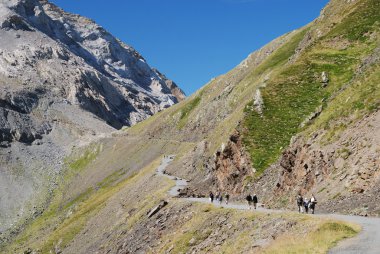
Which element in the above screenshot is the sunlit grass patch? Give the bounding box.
[262,221,359,254]
[6,157,168,254]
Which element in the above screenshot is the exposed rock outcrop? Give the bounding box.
[153,68,186,102]
[213,130,254,193]
[174,131,255,198]
[253,89,264,115]
[321,71,329,87]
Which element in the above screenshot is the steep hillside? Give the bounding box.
[247,0,380,215]
[0,0,184,238]
[1,0,379,253]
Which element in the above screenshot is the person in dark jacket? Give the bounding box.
[252,194,258,209]
[297,194,304,213]
[215,192,220,203]
[218,194,223,204]
[209,192,214,203]
[309,194,317,214]
[246,194,252,209]
[224,193,230,205]
[304,198,309,214]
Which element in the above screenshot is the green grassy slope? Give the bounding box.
[242,0,380,175]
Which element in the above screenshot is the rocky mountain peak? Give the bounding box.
[0,0,185,130]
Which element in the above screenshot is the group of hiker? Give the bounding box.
[209,192,258,209]
[246,194,258,209]
[209,191,230,205]
[208,191,318,214]
[297,194,317,214]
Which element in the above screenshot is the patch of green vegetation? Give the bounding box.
[97,167,130,189]
[316,60,379,140]
[241,30,324,176]
[173,228,213,253]
[318,187,327,194]
[327,0,380,42]
[318,222,358,235]
[262,221,359,254]
[248,28,310,78]
[242,62,328,175]
[61,168,131,212]
[67,146,101,172]
[219,230,252,254]
[6,158,165,254]
[177,96,201,129]
[62,187,93,210]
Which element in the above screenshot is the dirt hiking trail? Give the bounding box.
[157,155,380,254]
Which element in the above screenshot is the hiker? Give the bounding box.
[215,192,220,203]
[246,194,252,209]
[225,193,230,205]
[297,194,304,213]
[252,194,258,209]
[209,191,214,203]
[219,195,223,204]
[309,194,317,214]
[304,197,309,214]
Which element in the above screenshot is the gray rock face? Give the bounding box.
[0,0,184,236]
[0,0,184,130]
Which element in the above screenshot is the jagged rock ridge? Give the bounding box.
[0,0,185,133]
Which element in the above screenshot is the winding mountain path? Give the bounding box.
[157,155,380,254]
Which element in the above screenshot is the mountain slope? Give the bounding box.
[0,0,184,237]
[1,0,379,252]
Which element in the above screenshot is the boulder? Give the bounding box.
[321,71,329,87]
[147,200,168,218]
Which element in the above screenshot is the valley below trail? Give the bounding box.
[158,155,380,254]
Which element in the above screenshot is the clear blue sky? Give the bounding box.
[50,0,329,95]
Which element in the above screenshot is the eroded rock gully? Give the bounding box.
[213,131,254,194]
[276,137,332,195]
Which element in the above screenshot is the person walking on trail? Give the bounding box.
[209,192,214,203]
[219,195,223,204]
[309,194,317,214]
[304,197,310,214]
[225,193,230,205]
[246,194,252,209]
[297,194,304,213]
[252,194,258,209]
[215,192,220,203]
